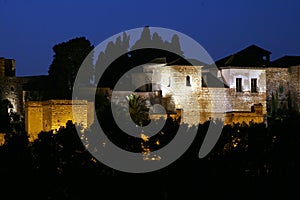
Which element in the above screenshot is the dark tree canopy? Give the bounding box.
[96,26,188,89]
[131,26,184,57]
[48,36,94,99]
[0,99,13,132]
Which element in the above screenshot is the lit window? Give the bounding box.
[236,78,242,92]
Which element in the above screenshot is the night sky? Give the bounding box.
[1,0,300,76]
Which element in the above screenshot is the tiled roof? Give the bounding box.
[271,56,300,67]
[236,44,271,55]
[215,44,271,67]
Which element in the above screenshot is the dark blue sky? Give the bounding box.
[1,0,300,76]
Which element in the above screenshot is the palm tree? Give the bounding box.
[127,94,150,126]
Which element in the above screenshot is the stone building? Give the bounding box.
[112,44,299,126]
[0,44,300,144]
[216,45,300,115]
[126,46,267,126]
[0,57,49,116]
[214,44,269,124]
[25,100,94,142]
[0,57,95,143]
[0,57,22,115]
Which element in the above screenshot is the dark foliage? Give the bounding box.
[48,36,94,99]
[0,113,299,199]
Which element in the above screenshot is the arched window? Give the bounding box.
[10,86,14,92]
[186,76,191,86]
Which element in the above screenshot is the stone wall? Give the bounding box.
[0,133,5,146]
[289,66,300,111]
[0,76,44,117]
[265,66,300,113]
[0,77,24,114]
[153,65,202,125]
[25,100,94,142]
[0,57,15,77]
[220,68,266,113]
[198,88,228,123]
[119,64,268,126]
[25,101,43,140]
[265,67,290,112]
[227,89,267,115]
[224,104,264,125]
[197,87,266,124]
[153,65,267,125]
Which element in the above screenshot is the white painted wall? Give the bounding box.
[220,68,266,93]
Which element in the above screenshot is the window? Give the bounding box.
[251,78,257,93]
[202,75,207,85]
[10,86,14,92]
[146,83,152,91]
[186,76,191,86]
[236,78,242,92]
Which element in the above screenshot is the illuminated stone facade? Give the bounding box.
[266,60,300,113]
[0,58,48,116]
[151,65,203,125]
[25,100,94,141]
[0,133,5,146]
[0,58,20,114]
[289,66,300,111]
[0,44,300,143]
[130,63,267,126]
[125,45,300,126]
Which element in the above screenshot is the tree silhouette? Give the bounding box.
[127,94,150,126]
[131,26,152,50]
[96,26,188,89]
[131,26,184,58]
[95,32,130,88]
[0,99,13,132]
[167,34,184,57]
[48,36,94,99]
